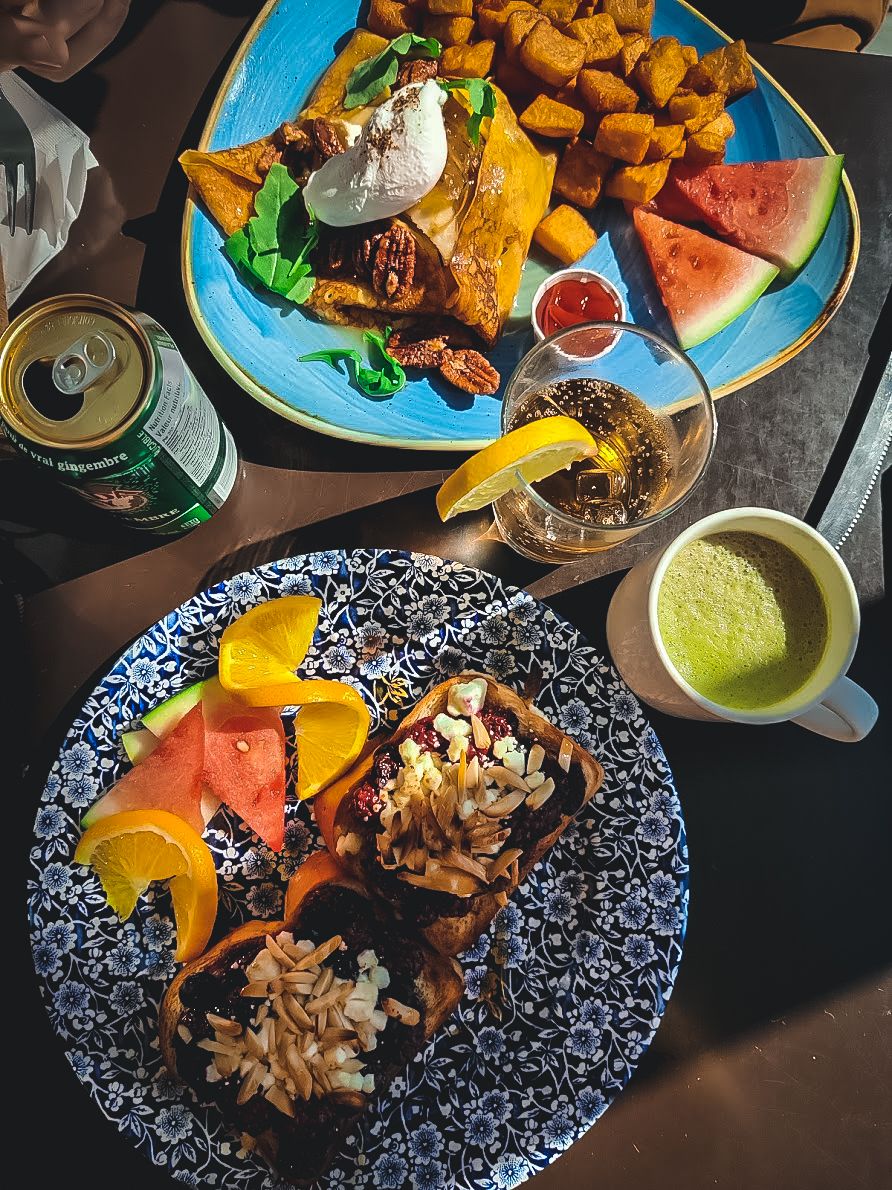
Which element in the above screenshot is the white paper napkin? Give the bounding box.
[0,71,98,307]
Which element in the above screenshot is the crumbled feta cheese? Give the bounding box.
[357,949,377,971]
[447,678,488,718]
[492,736,518,760]
[399,738,423,765]
[503,749,526,775]
[434,712,471,740]
[370,965,390,989]
[447,735,469,763]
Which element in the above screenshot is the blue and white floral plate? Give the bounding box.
[28,550,688,1189]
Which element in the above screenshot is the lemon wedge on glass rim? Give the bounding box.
[73,809,218,962]
[436,415,596,521]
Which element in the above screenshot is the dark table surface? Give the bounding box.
[7,6,892,1190]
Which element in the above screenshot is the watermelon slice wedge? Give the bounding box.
[83,703,206,833]
[633,208,779,350]
[203,707,287,851]
[669,156,844,279]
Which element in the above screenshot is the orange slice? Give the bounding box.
[73,809,218,962]
[218,595,322,705]
[289,680,371,801]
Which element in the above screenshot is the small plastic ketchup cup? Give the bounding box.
[531,269,626,358]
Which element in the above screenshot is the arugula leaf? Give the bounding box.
[299,328,406,398]
[224,164,318,304]
[437,78,497,145]
[344,34,442,109]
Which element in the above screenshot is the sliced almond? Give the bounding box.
[305,986,343,1014]
[280,970,317,989]
[241,981,272,998]
[236,1059,265,1105]
[527,777,555,809]
[281,994,313,1031]
[329,1089,367,1109]
[527,743,545,774]
[559,737,573,773]
[481,788,527,816]
[322,1027,359,1044]
[177,1024,192,1044]
[442,847,489,881]
[381,997,421,1027]
[485,769,530,795]
[197,1038,237,1055]
[294,935,342,971]
[312,966,334,998]
[244,1028,265,1059]
[471,714,491,751]
[266,933,294,968]
[486,847,523,882]
[206,1014,242,1037]
[265,1084,295,1118]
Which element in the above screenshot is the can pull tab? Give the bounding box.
[52,332,117,395]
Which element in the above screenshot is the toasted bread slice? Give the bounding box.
[312,673,604,955]
[160,861,463,1184]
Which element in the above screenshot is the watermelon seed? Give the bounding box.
[236,739,250,753]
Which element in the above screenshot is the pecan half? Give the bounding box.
[439,349,500,396]
[371,225,416,301]
[256,141,283,176]
[387,336,448,369]
[352,226,387,277]
[396,58,439,88]
[311,117,346,161]
[276,121,312,151]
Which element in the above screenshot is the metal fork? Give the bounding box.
[0,80,37,235]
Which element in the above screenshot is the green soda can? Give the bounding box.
[0,294,237,534]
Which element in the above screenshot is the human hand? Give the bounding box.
[0,0,131,80]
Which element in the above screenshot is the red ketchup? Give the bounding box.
[536,275,623,355]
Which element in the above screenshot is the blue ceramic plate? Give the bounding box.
[29,551,687,1189]
[182,0,858,450]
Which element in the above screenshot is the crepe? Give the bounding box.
[180,30,555,346]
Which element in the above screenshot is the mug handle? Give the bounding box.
[791,677,879,742]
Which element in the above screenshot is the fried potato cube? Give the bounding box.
[520,21,586,86]
[606,158,670,203]
[634,36,688,108]
[423,13,476,41]
[684,39,756,101]
[577,67,638,113]
[680,44,697,67]
[520,94,586,137]
[540,0,581,25]
[568,14,623,63]
[601,0,653,34]
[552,138,612,207]
[684,128,726,164]
[495,50,545,99]
[618,31,650,75]
[673,89,724,132]
[427,0,473,12]
[441,39,497,75]
[368,0,419,37]
[533,203,597,263]
[593,111,653,163]
[645,121,684,160]
[504,8,544,56]
[666,88,700,125]
[701,111,735,141]
[477,0,534,38]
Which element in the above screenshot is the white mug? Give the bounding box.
[606,508,879,742]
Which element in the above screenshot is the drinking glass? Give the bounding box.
[492,321,717,564]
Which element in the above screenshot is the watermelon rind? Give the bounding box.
[633,208,780,350]
[122,728,158,764]
[142,678,209,736]
[679,256,779,349]
[673,155,845,280]
[781,154,844,276]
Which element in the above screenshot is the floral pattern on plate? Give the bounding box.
[28,550,688,1189]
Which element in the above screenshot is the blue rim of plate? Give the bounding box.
[28,550,687,1189]
[180,0,859,451]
